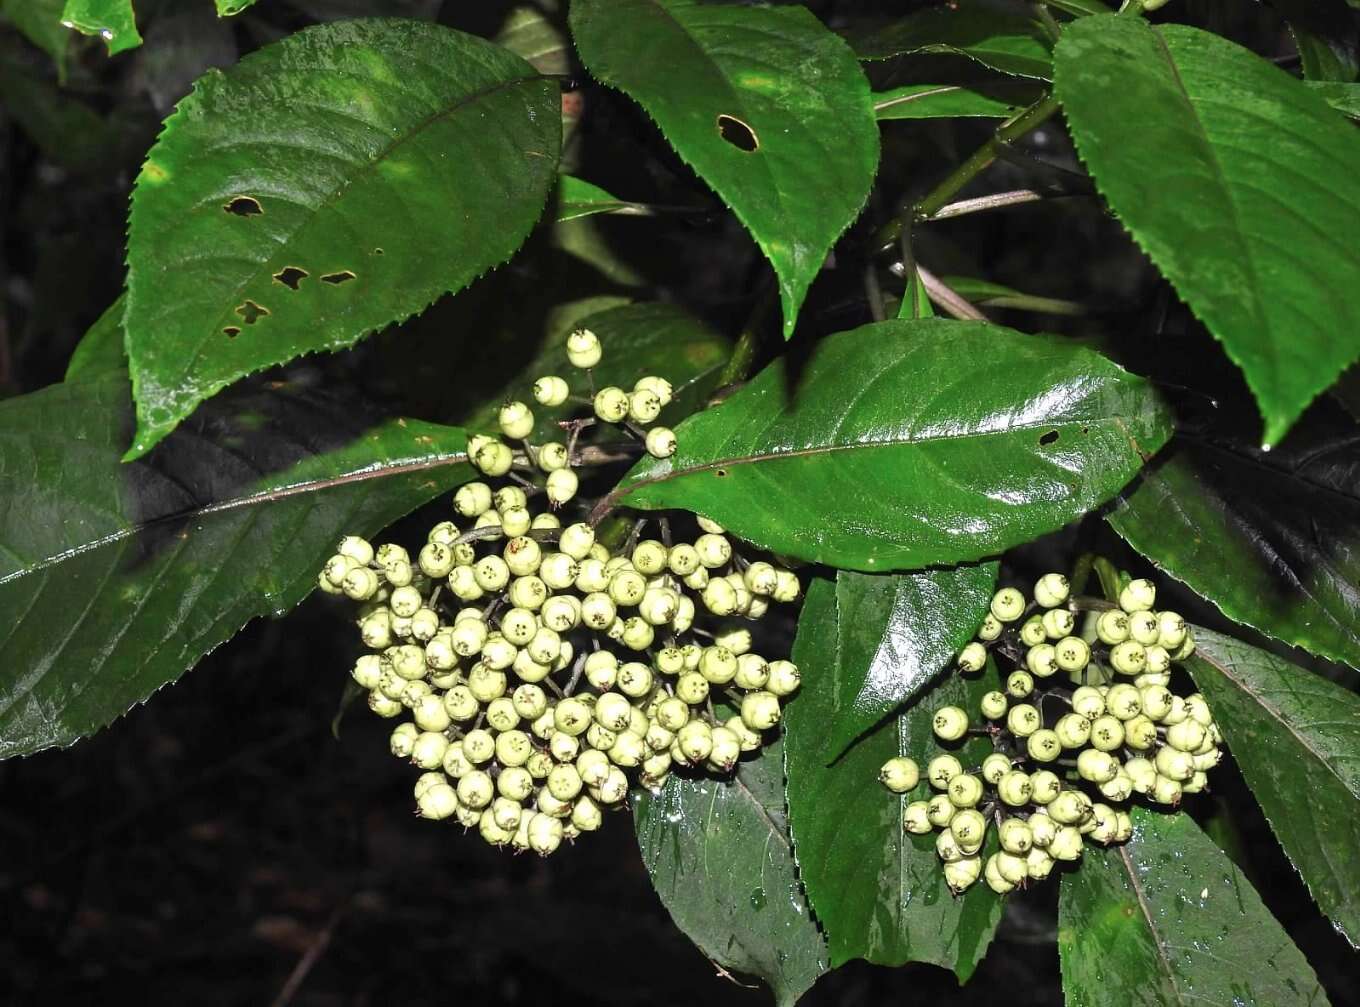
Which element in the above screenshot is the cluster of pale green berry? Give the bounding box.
[878,573,1222,895]
[318,328,802,855]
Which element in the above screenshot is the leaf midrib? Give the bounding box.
[1118,843,1190,1007]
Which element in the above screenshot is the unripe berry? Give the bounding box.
[733,654,769,690]
[677,720,714,763]
[944,856,983,893]
[413,693,452,732]
[1124,757,1157,794]
[990,587,1026,622]
[694,533,732,569]
[1054,636,1090,672]
[1026,729,1062,763]
[1155,746,1196,782]
[572,795,604,832]
[1077,748,1119,784]
[1025,643,1059,678]
[980,690,1009,720]
[1049,825,1084,862]
[417,782,459,820]
[1028,811,1058,849]
[1006,704,1041,738]
[628,389,662,424]
[982,753,1013,784]
[947,773,983,808]
[473,440,513,477]
[1152,774,1183,805]
[533,375,570,407]
[621,616,655,651]
[1096,609,1130,645]
[976,613,1003,641]
[950,808,987,849]
[932,705,969,742]
[457,770,494,810]
[725,716,762,753]
[593,386,629,422]
[1128,609,1160,646]
[545,468,579,505]
[1125,715,1159,751]
[1006,670,1034,699]
[1026,847,1054,881]
[1000,818,1033,855]
[927,754,963,789]
[343,565,381,601]
[1071,686,1105,720]
[997,771,1033,807]
[1049,790,1093,826]
[618,661,654,698]
[1088,715,1125,752]
[740,691,781,731]
[547,764,584,802]
[566,328,602,368]
[443,685,479,722]
[956,642,987,673]
[1054,713,1091,750]
[352,654,384,690]
[1019,616,1047,648]
[676,671,709,705]
[1098,771,1134,802]
[926,794,956,828]
[1041,607,1075,639]
[412,731,449,770]
[1030,770,1062,805]
[1110,640,1147,676]
[608,569,647,607]
[558,522,596,560]
[772,569,801,603]
[554,697,592,736]
[936,827,966,863]
[498,401,534,439]
[984,855,1016,894]
[1087,804,1120,845]
[528,812,563,856]
[903,800,932,834]
[324,552,358,588]
[708,726,741,772]
[655,696,689,731]
[1156,611,1187,649]
[389,722,419,759]
[702,578,739,616]
[1105,683,1142,720]
[1118,578,1156,613]
[645,426,677,458]
[1034,572,1070,608]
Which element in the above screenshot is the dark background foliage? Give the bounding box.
[1,0,1356,1004]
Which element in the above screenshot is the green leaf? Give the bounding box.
[214,0,258,15]
[569,0,879,339]
[615,319,1171,572]
[942,276,1084,316]
[874,79,1043,120]
[1058,807,1330,1007]
[495,4,572,75]
[0,54,113,171]
[1275,0,1359,82]
[555,175,652,222]
[3,0,69,79]
[817,564,997,760]
[66,295,128,380]
[1106,427,1360,670]
[0,373,472,759]
[59,0,140,55]
[784,576,1002,974]
[1054,16,1360,447]
[1304,79,1360,117]
[123,19,561,458]
[1186,628,1360,947]
[634,736,828,1007]
[851,5,1054,80]
[461,301,730,433]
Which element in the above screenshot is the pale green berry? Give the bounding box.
[1124,757,1157,794]
[446,566,484,603]
[557,523,594,562]
[1054,713,1091,750]
[977,613,1004,641]
[1006,704,1041,738]
[1086,804,1120,845]
[997,770,1033,807]
[412,731,449,770]
[1144,644,1172,675]
[1041,607,1076,639]
[628,388,662,424]
[410,608,440,642]
[980,690,1009,720]
[1025,643,1059,678]
[1152,774,1183,805]
[772,569,801,603]
[1162,695,1188,725]
[618,662,654,699]
[608,569,647,607]
[1033,572,1070,608]
[1088,715,1125,752]
[676,671,709,705]
[548,732,579,765]
[1156,611,1187,650]
[702,578,739,616]
[664,543,699,577]
[1182,770,1209,794]
[540,595,580,633]
[503,537,541,578]
[1110,640,1147,676]
[936,827,966,863]
[933,705,969,742]
[951,808,987,849]
[683,567,709,591]
[1026,847,1055,881]
[545,468,579,505]
[1167,719,1207,753]
[694,533,732,569]
[956,641,987,674]
[511,684,548,721]
[593,386,628,422]
[947,773,983,809]
[983,855,1016,894]
[1106,683,1142,720]
[554,697,593,737]
[540,553,580,591]
[656,696,690,731]
[741,691,782,731]
[944,856,983,893]
[498,401,535,440]
[927,754,963,789]
[1095,609,1131,645]
[1118,578,1156,613]
[638,588,679,626]
[352,654,383,690]
[1028,811,1058,848]
[1070,686,1104,720]
[903,800,933,834]
[413,693,452,732]
[1006,670,1034,699]
[595,692,632,732]
[990,587,1026,622]
[525,750,554,779]
[389,722,419,759]
[677,721,714,763]
[528,812,564,856]
[926,794,956,828]
[1193,748,1223,771]
[487,697,521,733]
[456,770,494,810]
[879,757,921,793]
[725,716,762,753]
[443,685,480,722]
[566,328,602,368]
[1127,609,1160,646]
[999,818,1033,855]
[571,795,603,832]
[385,577,422,613]
[634,375,673,405]
[581,650,618,691]
[620,616,655,651]
[342,565,381,601]
[547,764,584,802]
[417,782,459,820]
[1098,771,1134,802]
[1026,729,1062,763]
[491,796,523,832]
[473,440,513,477]
[1049,790,1092,826]
[1049,825,1085,861]
[708,726,741,772]
[1019,616,1047,648]
[324,552,358,587]
[1077,748,1119,784]
[533,375,570,407]
[982,753,1013,784]
[1186,694,1213,727]
[644,426,677,458]
[733,654,770,690]
[1030,770,1062,805]
[673,595,696,633]
[1054,636,1090,672]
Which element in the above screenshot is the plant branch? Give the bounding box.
[926,189,1046,221]
[916,265,987,321]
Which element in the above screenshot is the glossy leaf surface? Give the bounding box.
[60,0,140,54]
[570,0,878,338]
[124,19,560,457]
[874,79,1042,120]
[784,576,1001,973]
[1187,629,1360,947]
[1055,16,1360,446]
[634,736,828,1007]
[1059,807,1329,1007]
[818,564,996,759]
[555,176,651,222]
[0,373,471,759]
[616,319,1170,572]
[852,5,1054,80]
[1107,428,1360,670]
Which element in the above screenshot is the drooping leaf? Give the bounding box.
[66,295,128,380]
[3,0,69,79]
[1054,16,1360,447]
[1107,426,1360,671]
[1304,79,1360,117]
[1186,629,1360,947]
[569,0,879,339]
[1058,807,1330,1007]
[852,5,1054,80]
[0,372,472,759]
[874,79,1043,120]
[784,577,1002,974]
[817,564,997,760]
[634,736,828,1007]
[555,176,652,222]
[59,0,139,55]
[615,319,1171,572]
[461,302,730,434]
[1275,0,1359,82]
[214,0,258,15]
[123,19,561,458]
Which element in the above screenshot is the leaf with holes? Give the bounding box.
[1106,421,1360,671]
[1275,0,1359,82]
[1186,628,1360,947]
[1058,807,1329,1006]
[569,0,878,339]
[817,564,997,761]
[462,302,730,434]
[852,5,1054,80]
[784,576,1002,973]
[123,19,561,459]
[59,0,140,54]
[613,319,1170,572]
[0,371,472,759]
[1054,16,1360,447]
[634,735,828,1007]
[874,79,1044,120]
